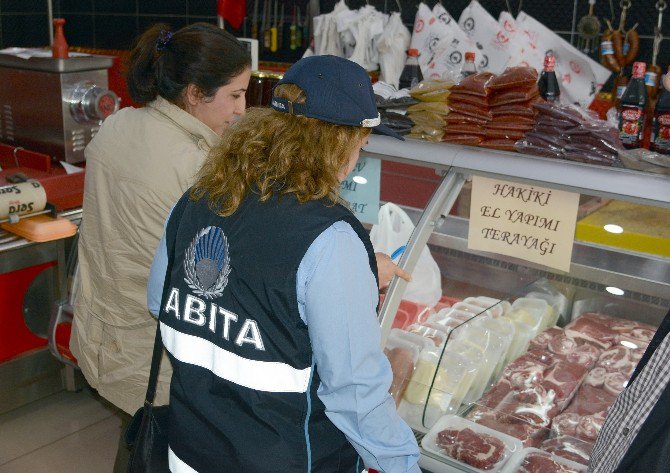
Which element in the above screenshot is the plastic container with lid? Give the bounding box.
[508,298,547,337]
[386,328,434,352]
[524,293,560,328]
[471,315,516,382]
[421,414,522,473]
[452,324,508,401]
[399,346,479,431]
[384,334,421,406]
[463,296,512,318]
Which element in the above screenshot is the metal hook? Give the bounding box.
[12,146,24,167]
[395,0,402,13]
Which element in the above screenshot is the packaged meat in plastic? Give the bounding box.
[484,127,526,141]
[490,84,540,107]
[491,102,537,117]
[445,112,490,126]
[566,133,620,154]
[445,123,486,136]
[384,336,420,407]
[533,102,585,125]
[479,139,517,151]
[442,134,484,146]
[449,101,492,121]
[422,415,522,471]
[541,436,594,465]
[488,67,538,91]
[449,92,490,108]
[563,384,616,417]
[451,71,495,97]
[467,408,548,448]
[513,449,588,472]
[535,115,580,130]
[562,150,618,167]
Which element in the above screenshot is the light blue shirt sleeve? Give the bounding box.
[297,221,421,473]
[147,207,174,317]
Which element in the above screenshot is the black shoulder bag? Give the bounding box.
[125,195,188,473]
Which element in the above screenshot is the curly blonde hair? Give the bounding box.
[191,83,371,216]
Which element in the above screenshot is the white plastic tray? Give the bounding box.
[500,447,587,472]
[421,415,523,473]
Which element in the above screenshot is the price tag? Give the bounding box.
[468,176,579,272]
[339,156,381,225]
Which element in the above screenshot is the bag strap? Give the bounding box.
[143,193,191,406]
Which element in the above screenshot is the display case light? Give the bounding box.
[605,286,625,296]
[620,340,638,349]
[352,175,368,184]
[603,224,624,234]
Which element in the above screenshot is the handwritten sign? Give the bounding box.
[340,156,381,225]
[468,176,580,272]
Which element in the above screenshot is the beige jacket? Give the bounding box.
[71,96,220,414]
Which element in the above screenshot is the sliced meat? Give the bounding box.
[436,427,507,470]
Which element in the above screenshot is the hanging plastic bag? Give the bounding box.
[377,12,411,88]
[457,0,512,74]
[370,203,442,306]
[514,11,612,108]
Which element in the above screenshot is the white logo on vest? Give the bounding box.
[184,226,231,299]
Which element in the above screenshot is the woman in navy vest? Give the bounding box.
[147,55,421,472]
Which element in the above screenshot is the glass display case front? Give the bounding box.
[365,136,670,473]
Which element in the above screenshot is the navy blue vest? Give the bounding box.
[160,191,378,473]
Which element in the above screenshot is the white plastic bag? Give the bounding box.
[370,203,442,306]
[377,12,411,88]
[457,0,511,74]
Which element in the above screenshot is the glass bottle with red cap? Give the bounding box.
[651,66,670,154]
[538,51,560,103]
[460,51,477,78]
[618,61,648,149]
[398,48,423,90]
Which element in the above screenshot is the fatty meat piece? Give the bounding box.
[564,313,619,349]
[540,361,588,409]
[502,356,546,389]
[541,436,594,465]
[529,327,565,351]
[596,346,638,376]
[436,427,507,470]
[384,347,415,406]
[583,367,607,388]
[477,378,515,410]
[603,371,629,395]
[550,412,580,438]
[551,412,606,443]
[576,411,607,442]
[565,344,602,370]
[468,409,547,448]
[520,451,585,473]
[488,67,538,91]
[562,385,616,417]
[496,387,559,428]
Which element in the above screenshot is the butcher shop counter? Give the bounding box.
[0,209,81,414]
[361,136,670,472]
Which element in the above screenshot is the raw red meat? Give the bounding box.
[525,348,562,367]
[596,346,637,376]
[503,356,546,389]
[562,385,616,416]
[576,411,606,442]
[529,327,564,351]
[551,411,606,443]
[497,387,559,428]
[541,436,594,465]
[603,371,629,395]
[468,409,547,448]
[477,379,514,410]
[436,427,507,470]
[566,344,602,370]
[541,361,587,408]
[551,413,580,438]
[564,313,618,349]
[547,334,580,356]
[583,367,607,388]
[384,347,415,406]
[519,451,585,473]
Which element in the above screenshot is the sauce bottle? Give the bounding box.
[651,68,670,155]
[398,48,423,90]
[460,52,477,78]
[618,62,648,149]
[538,52,560,103]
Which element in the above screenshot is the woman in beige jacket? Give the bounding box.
[70,23,251,472]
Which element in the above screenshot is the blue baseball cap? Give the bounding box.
[271,55,404,140]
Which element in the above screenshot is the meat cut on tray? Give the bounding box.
[541,436,594,465]
[436,427,507,470]
[519,451,585,473]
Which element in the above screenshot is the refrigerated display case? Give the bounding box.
[363,135,670,472]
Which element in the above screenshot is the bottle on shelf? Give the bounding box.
[537,52,560,103]
[398,48,423,90]
[52,18,69,59]
[650,67,670,155]
[618,62,648,149]
[460,52,477,78]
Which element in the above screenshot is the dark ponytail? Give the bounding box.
[125,22,251,106]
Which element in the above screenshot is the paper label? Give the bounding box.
[468,176,579,272]
[339,156,381,225]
